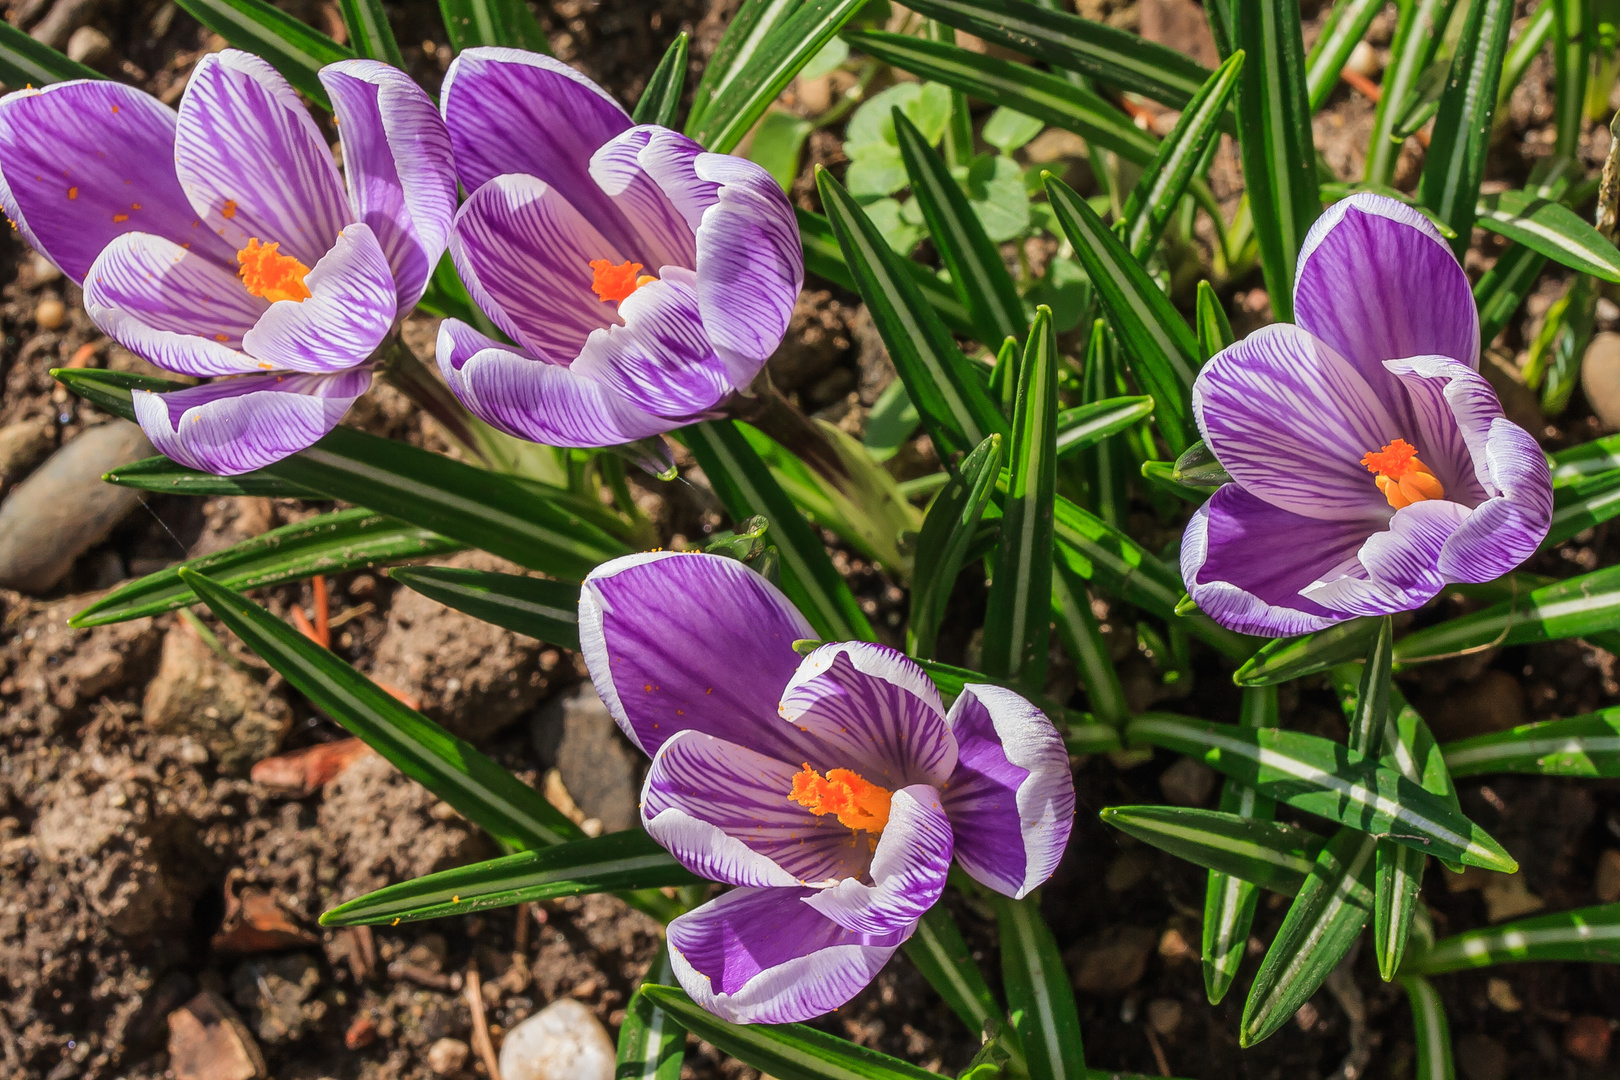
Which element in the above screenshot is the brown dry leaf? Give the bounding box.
[210,876,318,955]
[250,737,371,795]
[167,991,266,1080]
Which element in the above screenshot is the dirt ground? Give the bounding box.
[0,0,1617,1077]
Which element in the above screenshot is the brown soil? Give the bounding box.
[0,0,1617,1078]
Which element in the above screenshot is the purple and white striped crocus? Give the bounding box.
[433,48,802,448]
[0,50,456,474]
[1182,193,1553,637]
[580,552,1075,1023]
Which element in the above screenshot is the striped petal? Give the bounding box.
[1302,499,1473,617]
[175,50,351,268]
[83,231,263,377]
[449,173,621,364]
[803,784,952,935]
[589,125,697,271]
[320,59,457,309]
[940,685,1075,899]
[435,318,671,447]
[1194,323,1401,523]
[642,730,865,888]
[667,886,903,1024]
[1181,485,1374,637]
[779,642,956,788]
[241,223,396,372]
[132,367,368,475]
[0,80,233,281]
[572,267,732,419]
[578,551,817,759]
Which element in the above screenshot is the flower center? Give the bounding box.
[237,238,311,304]
[1361,438,1445,509]
[788,764,892,834]
[589,258,657,304]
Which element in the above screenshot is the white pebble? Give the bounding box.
[1345,41,1381,78]
[498,999,615,1080]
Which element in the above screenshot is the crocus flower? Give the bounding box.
[579,551,1075,1023]
[0,50,456,474]
[1182,193,1553,637]
[434,48,802,448]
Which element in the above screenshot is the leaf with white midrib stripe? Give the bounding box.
[1399,976,1457,1080]
[0,20,102,85]
[1202,686,1276,1004]
[1442,707,1620,778]
[994,894,1085,1080]
[1402,902,1620,974]
[1125,713,1516,870]
[388,567,580,650]
[901,905,1008,1047]
[1100,806,1322,894]
[1393,564,1620,665]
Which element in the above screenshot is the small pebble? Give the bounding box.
[1105,849,1154,892]
[1345,40,1381,77]
[1582,332,1620,430]
[498,999,615,1080]
[1596,848,1620,903]
[1157,927,1193,962]
[34,296,66,330]
[29,251,61,284]
[65,24,111,65]
[426,1036,470,1075]
[1146,998,1182,1036]
[1158,756,1217,807]
[1564,1016,1612,1065]
[1486,977,1522,1012]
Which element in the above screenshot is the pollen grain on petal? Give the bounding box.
[236,238,312,304]
[221,199,238,220]
[66,186,77,200]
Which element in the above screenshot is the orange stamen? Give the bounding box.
[236,238,312,304]
[788,764,892,833]
[1361,438,1445,508]
[589,258,654,303]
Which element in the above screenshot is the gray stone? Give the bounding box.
[65,24,112,66]
[1585,332,1620,430]
[229,954,324,1043]
[144,626,290,774]
[498,999,615,1080]
[0,421,152,593]
[531,684,640,833]
[1158,756,1218,807]
[0,416,54,493]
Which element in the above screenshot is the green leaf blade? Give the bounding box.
[1100,805,1323,894]
[175,0,352,107]
[909,435,1004,658]
[388,566,581,650]
[992,894,1085,1080]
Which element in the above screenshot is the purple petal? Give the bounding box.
[589,125,697,271]
[572,268,731,419]
[667,886,903,1024]
[1301,499,1471,617]
[1385,355,1513,502]
[175,50,351,268]
[578,551,817,758]
[778,643,957,788]
[803,784,952,935]
[132,367,369,475]
[0,81,235,281]
[1295,195,1480,394]
[1181,485,1373,637]
[642,730,863,888]
[435,319,672,447]
[83,232,264,376]
[439,48,645,256]
[320,59,457,309]
[691,153,804,383]
[1437,419,1552,582]
[638,129,712,231]
[450,173,622,364]
[1194,324,1401,522]
[241,223,396,372]
[940,685,1075,899]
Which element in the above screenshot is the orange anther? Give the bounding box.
[236,238,312,304]
[1362,438,1445,508]
[788,764,892,833]
[589,258,652,303]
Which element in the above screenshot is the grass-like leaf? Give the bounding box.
[1240,827,1377,1046]
[1232,616,1377,686]
[1403,902,1620,974]
[1400,975,1457,1080]
[1126,713,1517,871]
[1551,432,1620,483]
[633,31,689,127]
[642,986,942,1080]
[1365,0,1456,184]
[1196,279,1235,359]
[388,566,580,650]
[682,420,874,642]
[0,20,102,85]
[909,435,1003,659]
[818,168,1008,460]
[992,894,1085,1080]
[1304,0,1382,110]
[1232,0,1319,320]
[897,0,1215,112]
[1418,0,1515,255]
[1474,242,1550,344]
[1393,565,1620,665]
[1100,805,1323,894]
[895,109,1027,350]
[180,570,584,850]
[849,31,1158,166]
[72,509,460,627]
[902,904,1007,1042]
[1544,468,1620,545]
[1550,0,1588,157]
[1052,565,1130,729]
[320,831,695,925]
[984,308,1059,690]
[1475,189,1620,282]
[618,947,687,1080]
[175,0,352,107]
[797,207,976,336]
[692,0,867,153]
[1055,397,1156,458]
[1347,615,1394,757]
[1443,706,1620,778]
[439,0,550,53]
[1045,176,1198,453]
[1202,686,1277,1004]
[337,0,404,65]
[104,455,324,499]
